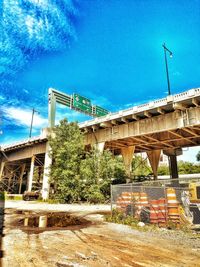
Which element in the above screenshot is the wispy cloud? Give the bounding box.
[0,0,79,93]
[2,106,47,129]
[0,95,5,102]
[172,71,181,77]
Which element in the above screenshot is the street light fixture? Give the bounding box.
[162,43,173,95]
[29,108,39,138]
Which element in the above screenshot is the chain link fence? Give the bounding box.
[111,178,200,226]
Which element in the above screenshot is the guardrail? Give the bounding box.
[2,135,46,150]
[79,87,200,128]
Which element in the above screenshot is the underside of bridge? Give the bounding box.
[102,126,200,153]
[0,138,47,195]
[103,126,200,182]
[83,103,200,180]
[0,154,45,194]
[1,88,200,198]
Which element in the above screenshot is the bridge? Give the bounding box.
[1,87,200,199]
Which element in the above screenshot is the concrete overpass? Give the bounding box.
[0,133,48,197]
[80,88,200,179]
[1,87,200,198]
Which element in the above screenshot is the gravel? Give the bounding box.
[4,200,200,250]
[108,222,200,249]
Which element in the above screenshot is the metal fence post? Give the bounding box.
[131,183,133,216]
[164,184,167,212]
[110,184,113,217]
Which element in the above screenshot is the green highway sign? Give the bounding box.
[94,105,109,117]
[48,89,110,127]
[73,93,92,113]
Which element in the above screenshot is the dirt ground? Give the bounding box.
[1,200,200,267]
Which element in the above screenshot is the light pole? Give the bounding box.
[29,108,39,138]
[162,43,173,95]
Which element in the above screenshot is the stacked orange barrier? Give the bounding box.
[135,192,149,218]
[116,192,141,214]
[116,192,134,212]
[140,192,149,207]
[116,188,182,228]
[132,192,140,203]
[116,196,127,212]
[121,192,133,204]
[149,200,159,224]
[166,188,180,225]
[157,198,167,227]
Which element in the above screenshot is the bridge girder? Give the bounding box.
[84,107,200,153]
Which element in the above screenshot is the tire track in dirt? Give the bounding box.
[71,230,145,266]
[70,230,200,267]
[2,206,200,267]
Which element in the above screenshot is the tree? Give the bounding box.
[49,119,126,203]
[157,160,200,176]
[178,160,200,174]
[80,149,126,203]
[157,165,169,175]
[132,155,152,177]
[111,156,127,184]
[79,148,102,203]
[178,160,194,174]
[197,151,200,162]
[49,119,84,203]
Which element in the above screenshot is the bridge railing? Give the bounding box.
[79,87,200,128]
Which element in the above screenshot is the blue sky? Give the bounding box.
[0,0,200,161]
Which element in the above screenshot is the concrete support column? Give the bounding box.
[163,148,182,186]
[28,155,35,192]
[94,142,105,153]
[121,146,135,182]
[42,143,52,200]
[19,164,26,194]
[26,172,30,191]
[169,155,178,178]
[0,162,5,181]
[147,150,161,179]
[48,90,56,128]
[8,168,13,189]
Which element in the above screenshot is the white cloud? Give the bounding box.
[23,89,29,94]
[3,106,47,128]
[0,95,5,101]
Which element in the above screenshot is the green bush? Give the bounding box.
[5,195,22,201]
[47,198,60,204]
[84,185,105,203]
[49,120,127,203]
[0,192,5,200]
[105,209,139,226]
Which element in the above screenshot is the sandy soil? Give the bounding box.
[1,201,200,267]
